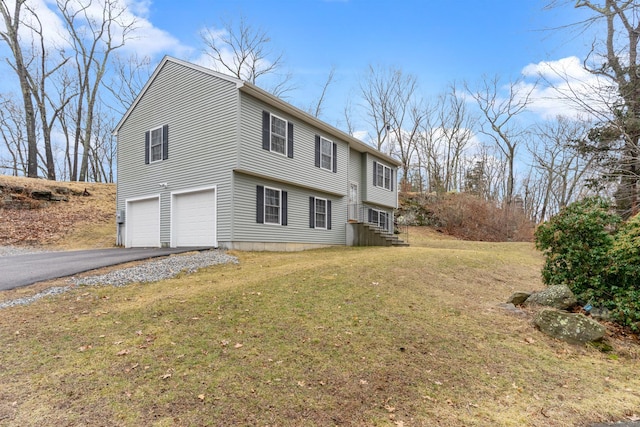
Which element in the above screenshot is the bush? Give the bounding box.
[398,192,534,242]
[605,214,640,328]
[535,197,640,331]
[534,197,620,302]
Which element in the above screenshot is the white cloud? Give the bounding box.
[1,0,191,60]
[518,56,618,121]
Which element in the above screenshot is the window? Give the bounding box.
[315,135,337,172]
[256,185,287,226]
[309,196,331,229]
[145,125,168,164]
[270,115,287,155]
[320,138,332,171]
[315,198,327,229]
[150,127,162,162]
[368,208,390,231]
[262,111,293,158]
[373,161,393,190]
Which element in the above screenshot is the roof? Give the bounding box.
[114,56,401,167]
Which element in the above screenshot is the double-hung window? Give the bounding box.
[256,185,288,226]
[270,115,287,155]
[315,198,327,229]
[373,161,393,190]
[145,124,169,164]
[150,128,163,162]
[262,111,293,158]
[315,135,337,173]
[309,196,331,229]
[320,138,333,171]
[265,187,281,224]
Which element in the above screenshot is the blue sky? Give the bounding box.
[0,0,600,148]
[130,0,595,127]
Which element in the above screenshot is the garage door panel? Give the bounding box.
[173,189,216,247]
[127,197,160,248]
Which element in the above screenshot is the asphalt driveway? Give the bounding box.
[0,247,210,291]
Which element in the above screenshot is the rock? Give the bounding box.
[497,302,527,317]
[507,291,532,305]
[30,190,52,200]
[534,308,606,344]
[525,285,577,310]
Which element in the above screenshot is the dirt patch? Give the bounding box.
[0,175,115,247]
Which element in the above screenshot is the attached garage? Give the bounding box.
[126,196,160,248]
[171,187,217,247]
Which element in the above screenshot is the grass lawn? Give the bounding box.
[1,228,639,426]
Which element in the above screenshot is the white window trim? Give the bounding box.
[370,208,390,231]
[149,125,164,163]
[314,197,328,229]
[319,137,333,171]
[270,113,288,157]
[375,163,393,191]
[264,186,282,225]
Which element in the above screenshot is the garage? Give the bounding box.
[126,197,160,247]
[171,188,217,247]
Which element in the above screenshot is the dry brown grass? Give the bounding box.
[0,175,115,248]
[1,233,639,426]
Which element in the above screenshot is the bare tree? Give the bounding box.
[528,116,596,221]
[544,1,640,216]
[200,14,292,97]
[57,0,136,182]
[0,94,27,175]
[307,66,336,119]
[106,52,152,114]
[466,76,535,204]
[360,65,423,187]
[19,3,72,180]
[0,0,38,177]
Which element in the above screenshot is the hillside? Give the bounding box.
[1,177,640,425]
[0,175,115,248]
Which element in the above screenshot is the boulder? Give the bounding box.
[534,309,606,344]
[525,285,577,310]
[30,190,52,200]
[507,291,532,305]
[497,303,527,317]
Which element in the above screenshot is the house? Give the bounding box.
[114,56,405,250]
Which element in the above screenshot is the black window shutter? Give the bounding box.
[314,135,320,168]
[391,169,395,191]
[262,111,270,150]
[332,143,337,173]
[368,208,373,223]
[281,191,288,226]
[256,186,264,224]
[162,124,169,160]
[144,131,150,164]
[327,200,332,230]
[287,123,294,158]
[372,161,378,186]
[309,197,315,228]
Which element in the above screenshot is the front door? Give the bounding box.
[348,182,358,221]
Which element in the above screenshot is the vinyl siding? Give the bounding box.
[232,172,346,245]
[362,153,397,209]
[117,60,238,245]
[238,93,347,196]
[349,148,362,191]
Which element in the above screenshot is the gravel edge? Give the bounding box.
[0,249,238,309]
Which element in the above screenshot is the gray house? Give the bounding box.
[114,56,403,250]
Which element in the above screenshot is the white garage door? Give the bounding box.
[172,189,216,247]
[126,197,160,248]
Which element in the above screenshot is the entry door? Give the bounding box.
[348,182,359,221]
